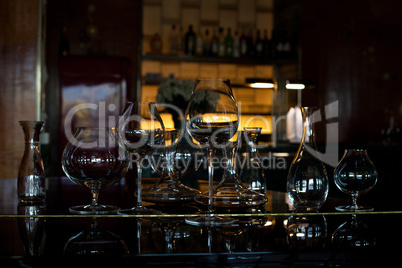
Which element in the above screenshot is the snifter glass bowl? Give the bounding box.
[61,127,129,214]
[334,149,378,212]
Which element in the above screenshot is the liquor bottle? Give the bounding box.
[262,29,271,59]
[282,31,291,59]
[255,30,263,57]
[203,29,211,56]
[240,30,247,57]
[169,24,178,54]
[271,29,278,59]
[225,28,233,57]
[246,29,256,57]
[211,28,219,56]
[150,33,162,53]
[177,25,185,54]
[185,25,196,55]
[195,25,204,56]
[218,27,225,57]
[233,30,240,58]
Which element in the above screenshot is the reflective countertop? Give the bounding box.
[0,177,401,267]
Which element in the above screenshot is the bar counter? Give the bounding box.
[0,177,401,267]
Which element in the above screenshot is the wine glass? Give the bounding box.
[332,214,376,250]
[185,79,239,226]
[117,102,164,215]
[334,149,378,212]
[143,129,201,204]
[61,127,130,214]
[63,218,129,256]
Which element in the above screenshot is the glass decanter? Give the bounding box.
[239,127,266,195]
[18,121,46,204]
[197,131,267,208]
[142,129,201,204]
[17,204,46,256]
[287,107,329,211]
[286,214,327,251]
[334,149,378,211]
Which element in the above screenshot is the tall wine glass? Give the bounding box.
[117,102,164,215]
[62,127,130,214]
[185,79,239,226]
[334,149,378,211]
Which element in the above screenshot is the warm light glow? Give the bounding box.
[264,220,273,226]
[202,113,238,123]
[250,82,274,89]
[286,83,305,90]
[239,115,272,134]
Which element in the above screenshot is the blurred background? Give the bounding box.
[1,0,402,187]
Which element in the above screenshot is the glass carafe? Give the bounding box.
[18,121,46,203]
[239,127,266,195]
[195,131,267,208]
[287,107,329,211]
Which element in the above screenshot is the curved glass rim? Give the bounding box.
[195,78,230,81]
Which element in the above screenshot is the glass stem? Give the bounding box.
[91,189,99,208]
[163,226,175,254]
[136,159,143,208]
[207,146,216,215]
[351,193,358,209]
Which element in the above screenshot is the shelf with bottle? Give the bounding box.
[142,52,298,66]
[144,24,297,65]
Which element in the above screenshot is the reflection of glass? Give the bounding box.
[147,206,200,253]
[239,127,266,195]
[243,216,270,252]
[286,214,327,251]
[197,131,267,208]
[63,218,129,256]
[18,121,46,203]
[62,127,129,214]
[334,149,378,212]
[216,216,266,253]
[185,79,239,226]
[117,102,164,215]
[287,107,329,211]
[17,204,45,256]
[332,215,376,250]
[143,129,200,204]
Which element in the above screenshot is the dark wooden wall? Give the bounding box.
[0,0,40,178]
[45,0,141,175]
[301,0,402,144]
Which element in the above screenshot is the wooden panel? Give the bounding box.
[0,0,39,178]
[45,0,141,176]
[300,0,402,144]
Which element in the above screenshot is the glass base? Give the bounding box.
[69,204,120,215]
[141,179,200,204]
[117,206,162,215]
[335,205,374,212]
[194,187,267,208]
[185,215,235,227]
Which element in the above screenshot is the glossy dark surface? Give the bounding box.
[0,177,401,266]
